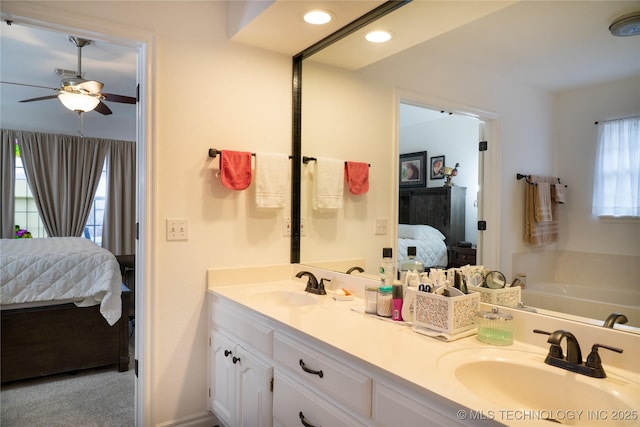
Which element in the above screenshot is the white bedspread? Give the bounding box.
[398,237,448,268]
[397,224,448,268]
[0,237,122,326]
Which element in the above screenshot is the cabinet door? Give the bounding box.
[235,345,273,427]
[210,331,236,426]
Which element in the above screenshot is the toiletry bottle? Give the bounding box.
[399,246,424,285]
[392,284,403,321]
[380,247,395,285]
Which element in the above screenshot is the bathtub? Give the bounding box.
[521,281,640,329]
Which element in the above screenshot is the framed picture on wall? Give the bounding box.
[399,151,426,188]
[430,155,445,180]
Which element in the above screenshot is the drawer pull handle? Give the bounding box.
[299,411,320,427]
[224,350,232,357]
[299,359,323,378]
[232,356,241,364]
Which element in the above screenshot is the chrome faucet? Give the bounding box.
[603,313,628,328]
[295,271,326,295]
[534,329,623,378]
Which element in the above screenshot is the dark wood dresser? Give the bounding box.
[448,245,477,268]
[399,186,466,245]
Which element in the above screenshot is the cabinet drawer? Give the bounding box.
[273,371,367,427]
[211,297,273,356]
[374,380,466,426]
[273,332,371,418]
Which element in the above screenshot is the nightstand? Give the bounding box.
[448,245,477,268]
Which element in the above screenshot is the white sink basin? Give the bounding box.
[438,348,639,425]
[246,288,318,307]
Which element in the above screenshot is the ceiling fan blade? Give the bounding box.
[94,101,113,115]
[20,95,59,103]
[102,93,137,104]
[0,81,57,91]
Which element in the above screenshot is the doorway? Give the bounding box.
[397,95,502,269]
[0,18,147,425]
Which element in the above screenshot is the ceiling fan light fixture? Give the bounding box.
[303,10,332,25]
[58,92,100,113]
[609,11,640,37]
[365,30,392,43]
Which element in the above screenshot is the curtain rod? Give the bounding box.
[594,114,640,125]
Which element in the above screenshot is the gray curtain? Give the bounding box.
[17,130,108,237]
[102,140,136,255]
[1,130,16,238]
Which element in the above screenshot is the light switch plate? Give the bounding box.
[166,219,188,241]
[375,218,388,235]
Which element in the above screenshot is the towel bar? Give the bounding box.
[516,173,567,187]
[208,148,292,159]
[303,156,370,167]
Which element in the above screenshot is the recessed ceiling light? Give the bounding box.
[304,10,332,25]
[365,30,392,43]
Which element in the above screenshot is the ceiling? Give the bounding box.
[0,21,138,140]
[1,1,639,139]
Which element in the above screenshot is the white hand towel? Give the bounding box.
[255,152,289,208]
[313,157,344,210]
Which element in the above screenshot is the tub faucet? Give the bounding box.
[295,271,326,295]
[346,266,364,274]
[603,313,628,328]
[534,329,623,378]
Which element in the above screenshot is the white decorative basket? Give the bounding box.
[413,291,480,335]
[468,285,521,308]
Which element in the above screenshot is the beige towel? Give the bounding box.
[255,152,289,208]
[534,182,553,222]
[525,175,559,246]
[552,183,566,204]
[313,157,344,210]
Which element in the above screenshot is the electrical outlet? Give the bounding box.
[300,217,307,236]
[283,217,291,237]
[166,219,188,241]
[375,218,388,235]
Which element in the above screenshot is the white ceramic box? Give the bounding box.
[468,285,521,308]
[413,292,480,335]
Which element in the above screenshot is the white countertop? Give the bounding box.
[208,277,640,426]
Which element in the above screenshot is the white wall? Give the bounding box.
[554,75,640,256]
[301,62,394,272]
[3,1,292,425]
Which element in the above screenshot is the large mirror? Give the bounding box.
[294,1,640,331]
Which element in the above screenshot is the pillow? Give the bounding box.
[398,224,446,241]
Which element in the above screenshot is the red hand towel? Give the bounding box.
[220,150,252,190]
[345,161,369,195]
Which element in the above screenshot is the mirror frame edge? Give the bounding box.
[290,0,413,263]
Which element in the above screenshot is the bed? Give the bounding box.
[397,224,448,269]
[1,237,130,383]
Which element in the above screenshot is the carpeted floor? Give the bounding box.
[1,332,135,426]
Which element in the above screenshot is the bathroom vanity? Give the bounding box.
[207,265,640,427]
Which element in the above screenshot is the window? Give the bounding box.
[592,117,640,217]
[14,143,108,242]
[14,145,46,238]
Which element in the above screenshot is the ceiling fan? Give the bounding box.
[1,36,136,115]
